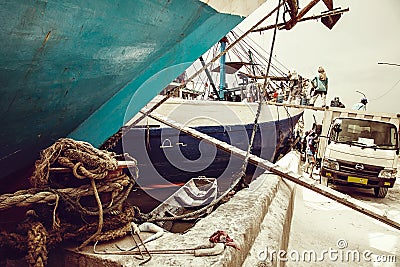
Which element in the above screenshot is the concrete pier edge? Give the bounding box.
[55,151,300,266]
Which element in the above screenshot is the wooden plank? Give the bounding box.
[143,109,400,230]
[322,0,333,10]
[251,7,349,33]
[266,101,326,111]
[286,0,299,19]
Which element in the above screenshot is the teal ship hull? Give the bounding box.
[0,1,262,182]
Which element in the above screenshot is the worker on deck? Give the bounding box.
[330,96,345,108]
[309,66,328,107]
[303,131,317,178]
[352,97,368,111]
[287,70,302,104]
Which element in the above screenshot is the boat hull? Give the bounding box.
[0,0,265,182]
[111,98,303,196]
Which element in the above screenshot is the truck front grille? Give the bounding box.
[337,160,383,178]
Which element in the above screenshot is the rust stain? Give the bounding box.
[24,30,52,79]
[42,30,51,47]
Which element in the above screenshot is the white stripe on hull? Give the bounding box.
[129,96,303,128]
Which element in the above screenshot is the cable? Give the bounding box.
[370,78,400,101]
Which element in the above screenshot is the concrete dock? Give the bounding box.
[50,152,300,267]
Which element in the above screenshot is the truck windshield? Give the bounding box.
[330,118,398,149]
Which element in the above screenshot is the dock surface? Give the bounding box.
[48,152,300,266]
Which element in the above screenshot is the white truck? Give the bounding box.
[318,107,399,198]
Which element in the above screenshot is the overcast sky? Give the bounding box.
[239,0,400,114]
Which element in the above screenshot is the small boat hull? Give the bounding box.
[148,176,218,231]
[111,98,303,193]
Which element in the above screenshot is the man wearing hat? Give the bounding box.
[309,66,328,107]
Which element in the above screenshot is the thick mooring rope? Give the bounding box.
[31,138,118,187]
[26,221,48,267]
[0,138,139,266]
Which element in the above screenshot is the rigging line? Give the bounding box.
[210,45,219,83]
[370,78,400,101]
[235,34,268,64]
[231,33,253,60]
[232,47,246,63]
[225,47,244,88]
[235,27,290,73]
[226,35,264,82]
[224,1,284,191]
[227,38,246,61]
[261,0,281,96]
[229,47,251,82]
[232,31,284,77]
[230,32,263,65]
[230,34,282,79]
[231,32,253,62]
[244,43,285,77]
[183,2,285,86]
[378,62,400,67]
[283,105,295,137]
[231,49,253,75]
[227,49,233,62]
[204,47,212,62]
[242,0,282,171]
[233,31,285,77]
[227,33,251,63]
[192,63,206,87]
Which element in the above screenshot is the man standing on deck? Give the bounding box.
[352,97,368,111]
[303,131,317,178]
[309,66,328,107]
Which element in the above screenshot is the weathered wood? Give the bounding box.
[242,73,289,81]
[266,101,327,111]
[286,0,299,20]
[143,109,400,231]
[252,7,349,32]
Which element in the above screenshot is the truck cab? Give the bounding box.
[319,109,399,198]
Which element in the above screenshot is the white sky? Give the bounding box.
[238,0,400,114]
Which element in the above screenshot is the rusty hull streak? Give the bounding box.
[24,30,52,79]
[42,30,51,46]
[5,30,53,113]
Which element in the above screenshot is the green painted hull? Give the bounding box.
[0,0,249,180]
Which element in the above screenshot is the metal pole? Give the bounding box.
[251,7,349,33]
[199,56,221,100]
[378,62,400,67]
[219,37,227,100]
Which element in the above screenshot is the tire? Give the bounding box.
[374,187,388,198]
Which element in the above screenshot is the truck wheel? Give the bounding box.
[374,187,388,198]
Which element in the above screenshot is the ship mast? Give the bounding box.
[218,37,228,100]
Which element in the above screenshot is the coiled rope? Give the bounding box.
[0,138,139,266]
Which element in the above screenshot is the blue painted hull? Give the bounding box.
[0,1,253,181]
[113,112,302,189]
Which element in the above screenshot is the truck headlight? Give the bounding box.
[378,168,397,179]
[323,158,339,170]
